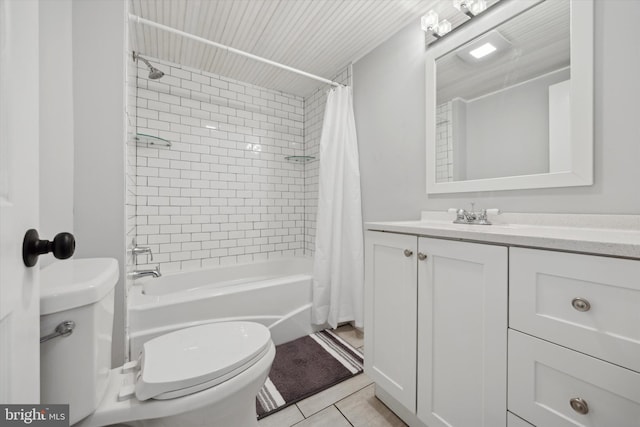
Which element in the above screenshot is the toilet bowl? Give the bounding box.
[40,258,274,427]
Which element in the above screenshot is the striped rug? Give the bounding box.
[256,329,364,419]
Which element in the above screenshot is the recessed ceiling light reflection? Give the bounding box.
[470,42,497,59]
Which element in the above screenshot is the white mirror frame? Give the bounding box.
[426,0,594,194]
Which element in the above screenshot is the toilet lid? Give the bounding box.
[135,321,271,401]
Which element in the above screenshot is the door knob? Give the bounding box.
[22,229,75,267]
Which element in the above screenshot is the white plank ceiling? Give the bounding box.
[436,0,570,103]
[129,0,443,96]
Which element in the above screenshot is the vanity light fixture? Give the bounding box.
[421,10,452,38]
[424,0,498,44]
[453,0,488,18]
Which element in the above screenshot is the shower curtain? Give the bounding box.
[312,85,364,329]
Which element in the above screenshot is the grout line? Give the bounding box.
[298,376,373,419]
[334,404,355,427]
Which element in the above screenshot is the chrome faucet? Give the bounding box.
[128,265,161,279]
[449,204,500,225]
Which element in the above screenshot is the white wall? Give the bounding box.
[39,0,74,267]
[354,0,640,218]
[353,22,427,222]
[72,0,127,366]
[463,69,569,180]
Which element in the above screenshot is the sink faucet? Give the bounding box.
[128,265,161,279]
[449,204,500,225]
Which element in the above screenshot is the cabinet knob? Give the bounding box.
[569,397,589,415]
[571,297,591,312]
[403,249,413,257]
[417,252,427,261]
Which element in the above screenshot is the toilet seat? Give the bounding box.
[74,339,276,427]
[135,321,271,401]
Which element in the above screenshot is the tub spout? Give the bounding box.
[128,265,161,279]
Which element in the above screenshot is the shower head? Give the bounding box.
[133,51,165,80]
[147,66,165,80]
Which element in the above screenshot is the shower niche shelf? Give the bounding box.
[134,133,172,147]
[285,155,315,163]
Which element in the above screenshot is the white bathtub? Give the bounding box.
[127,257,319,359]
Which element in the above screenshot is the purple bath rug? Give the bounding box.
[256,329,363,419]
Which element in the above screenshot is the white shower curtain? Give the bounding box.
[312,85,364,329]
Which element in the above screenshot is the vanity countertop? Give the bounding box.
[366,212,640,259]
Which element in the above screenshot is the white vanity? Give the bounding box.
[364,212,640,427]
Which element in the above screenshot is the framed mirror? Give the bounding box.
[425,0,593,194]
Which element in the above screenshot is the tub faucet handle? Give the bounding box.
[130,242,154,262]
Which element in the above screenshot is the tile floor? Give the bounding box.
[258,325,407,427]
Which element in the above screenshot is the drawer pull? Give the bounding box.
[570,397,589,415]
[571,297,591,312]
[403,249,413,257]
[417,252,427,261]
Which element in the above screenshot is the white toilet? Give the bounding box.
[40,258,275,427]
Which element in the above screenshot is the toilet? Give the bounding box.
[40,258,275,427]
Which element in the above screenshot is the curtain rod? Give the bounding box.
[129,14,341,88]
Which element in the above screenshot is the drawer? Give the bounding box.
[509,247,640,372]
[508,330,640,427]
[507,412,534,427]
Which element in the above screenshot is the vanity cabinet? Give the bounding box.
[508,248,640,426]
[365,228,640,427]
[364,231,508,427]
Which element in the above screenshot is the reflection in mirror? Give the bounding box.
[435,0,570,183]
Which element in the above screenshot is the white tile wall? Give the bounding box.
[133,57,306,272]
[303,66,352,255]
[435,102,453,182]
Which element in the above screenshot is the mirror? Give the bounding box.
[425,0,593,194]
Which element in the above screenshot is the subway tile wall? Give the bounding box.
[133,57,306,272]
[435,102,453,182]
[303,66,352,255]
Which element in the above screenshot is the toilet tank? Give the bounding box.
[40,258,119,425]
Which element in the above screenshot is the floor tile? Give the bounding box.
[292,406,351,427]
[258,404,305,427]
[334,324,364,349]
[336,384,408,427]
[296,372,373,418]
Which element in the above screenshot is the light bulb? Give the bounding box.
[452,0,467,11]
[437,19,452,36]
[471,0,487,15]
[421,10,439,31]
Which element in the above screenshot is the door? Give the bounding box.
[0,0,40,402]
[364,231,417,412]
[417,238,508,427]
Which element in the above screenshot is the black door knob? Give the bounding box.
[22,229,76,267]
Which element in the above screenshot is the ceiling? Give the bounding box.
[436,0,570,103]
[129,0,443,97]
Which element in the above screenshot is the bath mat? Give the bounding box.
[256,329,364,419]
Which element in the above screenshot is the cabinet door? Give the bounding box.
[417,238,508,427]
[365,231,417,412]
[507,412,535,427]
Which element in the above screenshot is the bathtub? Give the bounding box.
[127,257,320,359]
